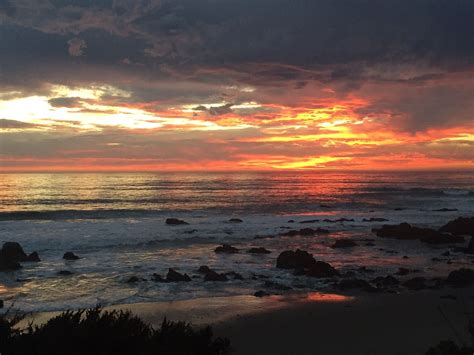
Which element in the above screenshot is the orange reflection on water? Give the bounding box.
[305,292,354,302]
[0,284,8,294]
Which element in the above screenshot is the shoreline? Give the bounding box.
[18,287,474,354]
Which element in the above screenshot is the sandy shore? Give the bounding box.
[19,287,473,355]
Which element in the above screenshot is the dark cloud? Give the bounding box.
[48,96,83,107]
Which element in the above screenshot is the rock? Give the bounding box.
[214,244,239,254]
[228,218,243,223]
[204,270,228,282]
[0,300,3,308]
[63,252,80,260]
[151,273,166,282]
[331,239,358,248]
[126,276,140,283]
[287,220,295,223]
[446,268,474,287]
[26,251,41,262]
[362,218,388,222]
[372,275,399,287]
[306,261,339,278]
[373,223,464,244]
[1,242,28,262]
[465,236,474,254]
[323,218,354,223]
[441,251,451,257]
[281,228,329,237]
[225,271,244,280]
[395,267,410,276]
[166,268,191,282]
[254,290,270,297]
[0,256,21,271]
[299,219,319,224]
[165,218,189,225]
[276,249,316,269]
[439,216,474,236]
[433,208,458,212]
[402,277,426,290]
[197,265,212,274]
[57,270,73,276]
[358,266,375,273]
[337,278,372,290]
[247,247,271,254]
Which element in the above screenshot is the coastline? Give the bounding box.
[19,287,474,355]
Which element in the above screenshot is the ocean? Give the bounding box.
[0,171,473,312]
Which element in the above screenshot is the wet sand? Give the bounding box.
[20,287,473,355]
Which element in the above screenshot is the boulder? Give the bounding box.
[323,218,354,223]
[26,252,41,262]
[126,276,140,283]
[63,252,80,260]
[331,239,358,248]
[166,268,191,282]
[402,277,427,290]
[247,247,271,254]
[445,268,474,287]
[254,290,270,297]
[0,300,3,308]
[439,217,474,236]
[1,242,27,262]
[151,273,166,282]
[197,265,212,274]
[362,218,388,222]
[305,261,339,278]
[204,270,228,282]
[281,228,329,237]
[276,249,316,269]
[373,223,463,244]
[57,270,73,276]
[433,208,458,212]
[0,256,21,271]
[299,219,319,224]
[214,244,239,254]
[228,218,243,223]
[165,218,189,225]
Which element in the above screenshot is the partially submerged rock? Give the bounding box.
[371,275,399,287]
[228,218,243,223]
[214,244,239,254]
[197,265,212,274]
[0,242,40,271]
[331,239,358,248]
[276,249,316,269]
[247,247,271,254]
[254,290,270,297]
[362,218,388,222]
[280,227,329,237]
[165,218,189,225]
[305,261,339,278]
[63,252,80,260]
[204,270,228,282]
[166,268,191,282]
[445,268,474,287]
[57,270,73,276]
[402,277,427,290]
[439,217,474,236]
[337,278,372,291]
[373,223,464,244]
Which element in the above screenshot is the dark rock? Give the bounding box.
[225,271,244,280]
[204,270,228,282]
[306,261,339,278]
[365,242,376,246]
[403,277,426,290]
[362,218,389,222]
[446,268,474,287]
[63,252,80,260]
[254,290,270,297]
[287,220,295,223]
[439,216,474,236]
[0,300,3,308]
[183,229,198,234]
[26,251,41,262]
[465,236,474,254]
[373,223,464,244]
[166,268,191,282]
[0,256,21,271]
[228,218,243,223]
[247,247,271,254]
[372,275,399,287]
[320,204,331,208]
[323,218,354,223]
[442,251,451,257]
[197,265,212,274]
[433,208,458,212]
[337,279,372,290]
[151,273,166,282]
[276,249,316,269]
[165,218,189,225]
[395,267,410,276]
[403,255,409,259]
[331,239,358,248]
[299,219,319,224]
[358,266,375,273]
[126,276,140,283]
[58,270,73,276]
[1,242,27,262]
[214,244,239,254]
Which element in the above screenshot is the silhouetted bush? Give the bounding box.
[0,306,230,355]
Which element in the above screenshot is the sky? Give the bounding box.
[0,0,473,171]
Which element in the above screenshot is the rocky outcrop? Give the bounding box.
[228,218,243,223]
[362,218,388,222]
[247,247,271,254]
[204,270,228,282]
[373,223,464,244]
[254,290,270,297]
[331,239,357,248]
[165,218,189,225]
[0,242,40,271]
[214,244,239,254]
[439,217,474,236]
[197,265,212,274]
[280,228,329,237]
[305,261,339,278]
[63,252,80,260]
[445,268,474,287]
[166,268,191,282]
[276,249,316,269]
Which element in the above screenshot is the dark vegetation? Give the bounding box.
[0,306,230,355]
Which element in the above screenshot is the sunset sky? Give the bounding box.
[0,0,473,171]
